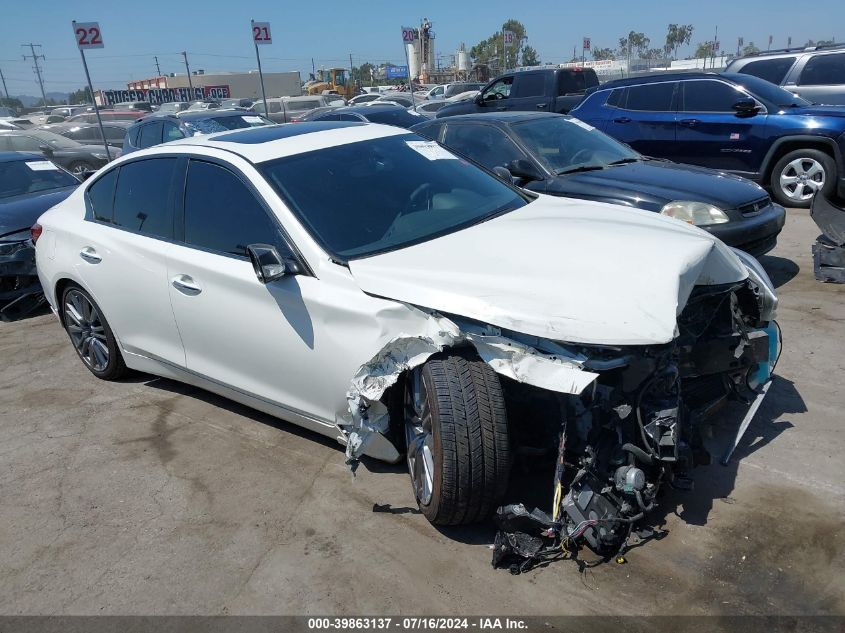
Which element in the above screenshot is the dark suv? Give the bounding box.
[725,44,845,106]
[571,72,845,207]
[437,67,599,118]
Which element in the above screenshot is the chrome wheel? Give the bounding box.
[64,289,109,372]
[779,157,825,202]
[404,368,434,506]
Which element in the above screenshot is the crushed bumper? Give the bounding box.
[0,242,44,321]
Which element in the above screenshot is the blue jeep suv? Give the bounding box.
[571,72,845,207]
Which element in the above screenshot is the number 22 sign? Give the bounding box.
[73,22,104,49]
[252,21,272,45]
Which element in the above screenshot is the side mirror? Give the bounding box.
[39,144,54,156]
[507,158,544,182]
[492,166,512,182]
[247,244,298,283]
[474,93,485,106]
[732,98,760,116]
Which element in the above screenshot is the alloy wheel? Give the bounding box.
[404,368,434,506]
[64,289,109,372]
[779,157,825,202]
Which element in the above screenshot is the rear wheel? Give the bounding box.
[68,161,95,178]
[61,284,127,380]
[770,149,836,208]
[403,349,510,525]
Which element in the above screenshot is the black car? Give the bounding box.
[122,110,273,155]
[310,104,425,129]
[0,130,112,177]
[39,121,131,148]
[0,152,79,319]
[412,112,786,256]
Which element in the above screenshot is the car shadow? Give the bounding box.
[140,375,341,452]
[759,255,799,288]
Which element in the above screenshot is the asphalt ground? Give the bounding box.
[0,207,842,616]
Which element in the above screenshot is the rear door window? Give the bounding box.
[798,53,845,85]
[86,168,118,223]
[738,57,797,84]
[182,160,289,258]
[112,158,176,239]
[682,80,745,112]
[623,82,677,111]
[512,73,546,98]
[138,121,163,148]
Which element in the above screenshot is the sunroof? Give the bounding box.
[211,121,367,144]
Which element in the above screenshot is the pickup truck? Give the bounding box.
[435,67,599,118]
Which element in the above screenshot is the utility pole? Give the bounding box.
[349,53,354,94]
[182,51,194,98]
[22,43,47,107]
[311,57,315,80]
[0,66,9,101]
[154,55,162,76]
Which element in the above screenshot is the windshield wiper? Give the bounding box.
[607,157,640,166]
[557,164,606,175]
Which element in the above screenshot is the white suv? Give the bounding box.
[34,121,777,543]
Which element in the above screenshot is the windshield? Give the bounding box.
[259,134,527,259]
[0,158,77,199]
[30,130,81,148]
[512,116,640,174]
[184,114,272,135]
[723,73,811,107]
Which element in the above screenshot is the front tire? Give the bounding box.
[61,284,127,380]
[770,149,836,208]
[403,349,510,525]
[68,161,95,178]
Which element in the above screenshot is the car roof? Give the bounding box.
[424,111,560,124]
[0,151,45,163]
[599,72,723,89]
[165,120,409,163]
[333,104,407,114]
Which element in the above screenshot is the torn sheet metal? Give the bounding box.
[343,311,598,465]
[348,195,749,346]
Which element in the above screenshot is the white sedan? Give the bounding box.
[34,121,779,549]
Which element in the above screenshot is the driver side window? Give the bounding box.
[442,124,525,170]
[483,76,513,101]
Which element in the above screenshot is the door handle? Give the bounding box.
[495,106,506,111]
[536,103,548,109]
[79,247,101,264]
[171,275,202,295]
[613,117,631,123]
[679,118,700,127]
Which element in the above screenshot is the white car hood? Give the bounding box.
[348,196,748,346]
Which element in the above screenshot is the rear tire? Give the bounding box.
[60,284,127,381]
[403,349,510,525]
[770,149,836,208]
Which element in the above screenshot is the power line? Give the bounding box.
[21,43,47,106]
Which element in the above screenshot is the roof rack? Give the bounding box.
[739,42,844,58]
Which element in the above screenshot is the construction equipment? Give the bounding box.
[304,68,355,100]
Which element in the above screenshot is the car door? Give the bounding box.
[441,122,530,171]
[602,81,680,160]
[675,79,768,174]
[137,121,163,149]
[792,52,845,105]
[506,71,551,112]
[74,158,185,366]
[165,157,331,420]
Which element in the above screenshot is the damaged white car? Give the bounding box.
[35,121,780,555]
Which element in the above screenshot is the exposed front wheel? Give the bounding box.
[403,349,510,525]
[68,161,95,178]
[770,149,836,208]
[61,284,127,380]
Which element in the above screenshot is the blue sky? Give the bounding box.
[0,0,841,96]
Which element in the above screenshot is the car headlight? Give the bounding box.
[0,230,32,255]
[660,201,730,226]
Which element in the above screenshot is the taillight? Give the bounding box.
[31,223,43,245]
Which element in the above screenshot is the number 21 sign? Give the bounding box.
[73,22,104,49]
[252,21,272,45]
